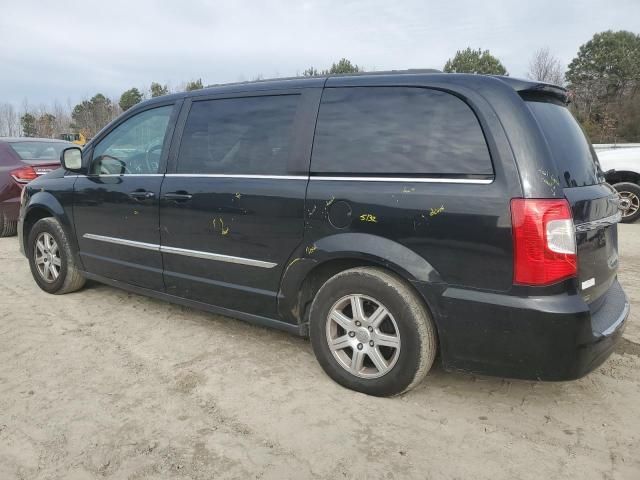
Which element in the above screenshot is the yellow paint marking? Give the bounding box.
[359,214,378,223]
[429,205,445,217]
[212,218,230,235]
[288,257,302,268]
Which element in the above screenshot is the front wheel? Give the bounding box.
[309,267,437,397]
[614,182,640,223]
[27,217,86,294]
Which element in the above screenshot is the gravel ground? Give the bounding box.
[1,223,639,480]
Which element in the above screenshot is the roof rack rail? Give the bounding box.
[206,68,442,88]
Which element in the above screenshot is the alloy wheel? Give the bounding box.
[34,232,61,283]
[618,191,639,219]
[325,294,401,379]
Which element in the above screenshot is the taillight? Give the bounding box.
[511,198,577,285]
[10,166,38,184]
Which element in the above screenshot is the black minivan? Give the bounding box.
[18,72,629,396]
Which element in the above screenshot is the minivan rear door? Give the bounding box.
[526,99,621,304]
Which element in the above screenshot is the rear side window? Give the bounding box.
[311,87,493,176]
[526,100,603,187]
[177,95,299,175]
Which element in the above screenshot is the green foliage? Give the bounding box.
[566,30,640,98]
[443,48,507,75]
[20,113,37,137]
[326,58,361,74]
[302,67,319,77]
[119,88,143,111]
[37,113,56,137]
[150,82,169,98]
[185,79,204,91]
[302,59,360,77]
[71,94,114,137]
[566,30,640,142]
[617,94,640,141]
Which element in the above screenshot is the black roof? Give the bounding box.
[135,70,569,110]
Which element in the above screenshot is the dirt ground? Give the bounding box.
[1,225,639,480]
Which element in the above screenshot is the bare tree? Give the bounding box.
[52,101,72,137]
[527,47,565,86]
[0,103,20,136]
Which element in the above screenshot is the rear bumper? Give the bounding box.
[418,279,629,381]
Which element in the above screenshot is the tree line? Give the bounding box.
[0,30,638,143]
[0,79,207,140]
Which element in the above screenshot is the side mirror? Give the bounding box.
[61,147,83,171]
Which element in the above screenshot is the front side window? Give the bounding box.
[91,105,173,175]
[176,95,299,175]
[311,87,493,176]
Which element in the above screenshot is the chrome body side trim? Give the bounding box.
[574,212,622,233]
[73,173,494,184]
[82,234,277,268]
[82,234,160,251]
[310,176,494,184]
[81,174,165,177]
[160,245,277,268]
[165,174,308,180]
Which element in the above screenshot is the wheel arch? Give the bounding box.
[277,233,444,335]
[22,192,79,262]
[606,170,640,185]
[22,205,54,252]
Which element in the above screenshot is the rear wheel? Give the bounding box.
[309,267,437,397]
[0,212,17,237]
[27,217,85,294]
[614,182,640,223]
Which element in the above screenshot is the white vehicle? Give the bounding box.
[596,146,640,223]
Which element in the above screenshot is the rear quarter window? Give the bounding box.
[311,87,493,176]
[526,100,603,187]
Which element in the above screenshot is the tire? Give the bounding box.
[0,212,17,237]
[613,182,640,223]
[309,267,437,397]
[27,217,86,294]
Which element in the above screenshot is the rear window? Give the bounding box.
[526,100,603,187]
[9,141,66,163]
[311,87,493,176]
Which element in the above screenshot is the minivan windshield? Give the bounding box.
[526,100,603,187]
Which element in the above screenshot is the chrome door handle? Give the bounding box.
[129,190,155,200]
[162,192,193,201]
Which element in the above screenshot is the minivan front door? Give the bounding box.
[73,104,177,290]
[159,91,317,318]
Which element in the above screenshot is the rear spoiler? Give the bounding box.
[492,76,569,104]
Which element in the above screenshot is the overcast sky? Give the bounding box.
[1,0,639,107]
